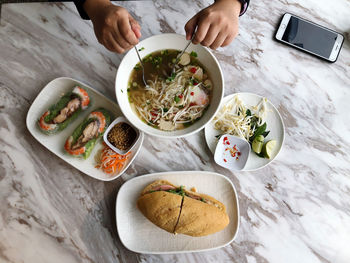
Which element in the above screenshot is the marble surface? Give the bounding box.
[1,0,350,262]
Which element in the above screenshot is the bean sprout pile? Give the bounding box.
[213,95,268,141]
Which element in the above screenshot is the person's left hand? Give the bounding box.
[185,0,241,49]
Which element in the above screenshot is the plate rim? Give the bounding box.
[205,92,285,171]
[26,76,144,181]
[115,33,225,139]
[115,170,240,254]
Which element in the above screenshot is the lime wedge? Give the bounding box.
[252,135,264,154]
[262,140,277,159]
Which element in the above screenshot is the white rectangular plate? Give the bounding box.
[116,171,240,254]
[26,77,143,181]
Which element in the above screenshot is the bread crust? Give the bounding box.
[137,191,182,233]
[183,190,227,212]
[137,180,230,237]
[174,196,229,237]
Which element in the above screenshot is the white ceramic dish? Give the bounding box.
[26,77,144,181]
[115,33,224,138]
[214,134,250,171]
[116,171,240,254]
[205,93,285,171]
[103,116,142,155]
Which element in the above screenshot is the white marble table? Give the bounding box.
[1,1,350,262]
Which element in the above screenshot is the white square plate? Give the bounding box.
[116,171,240,254]
[26,77,144,181]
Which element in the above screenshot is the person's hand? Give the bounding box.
[185,0,241,50]
[84,0,141,53]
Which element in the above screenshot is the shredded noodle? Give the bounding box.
[129,65,211,131]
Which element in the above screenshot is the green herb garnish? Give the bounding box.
[190,51,198,57]
[167,186,185,196]
[250,122,267,143]
[250,116,259,130]
[262,130,270,137]
[174,96,180,103]
[138,47,145,51]
[167,72,176,82]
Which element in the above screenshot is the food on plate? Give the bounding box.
[252,135,264,154]
[261,139,277,159]
[174,189,229,237]
[107,122,137,151]
[64,108,111,159]
[213,95,276,158]
[95,142,131,175]
[137,180,183,233]
[38,86,91,134]
[137,180,229,237]
[128,50,212,131]
[221,136,242,162]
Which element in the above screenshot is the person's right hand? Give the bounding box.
[84,0,141,53]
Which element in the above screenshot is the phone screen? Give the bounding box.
[282,16,337,58]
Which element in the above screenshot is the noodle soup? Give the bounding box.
[128,49,212,131]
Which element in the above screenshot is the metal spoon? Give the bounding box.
[134,46,149,89]
[170,33,196,76]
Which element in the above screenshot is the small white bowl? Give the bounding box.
[115,33,224,138]
[103,116,142,155]
[214,134,250,171]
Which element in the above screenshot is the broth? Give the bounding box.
[128,49,212,131]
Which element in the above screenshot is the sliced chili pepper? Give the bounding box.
[190,67,197,73]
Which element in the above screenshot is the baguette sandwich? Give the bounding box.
[137,180,229,237]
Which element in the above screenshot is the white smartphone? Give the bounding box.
[275,13,344,63]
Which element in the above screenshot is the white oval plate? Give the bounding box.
[205,93,285,171]
[116,171,239,254]
[26,77,144,181]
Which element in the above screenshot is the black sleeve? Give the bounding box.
[239,0,250,16]
[73,0,250,20]
[73,0,90,20]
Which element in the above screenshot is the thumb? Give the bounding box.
[184,14,198,40]
[129,15,141,39]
